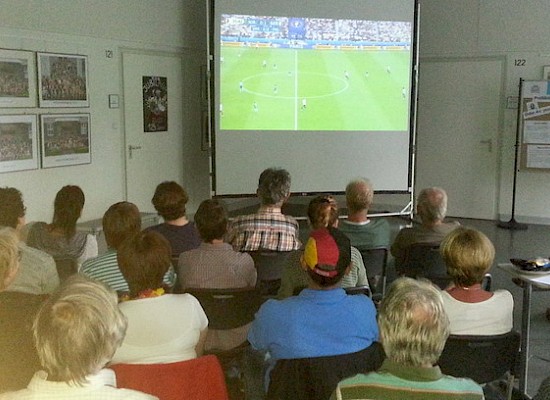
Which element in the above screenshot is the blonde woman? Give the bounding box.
[440,227,513,335]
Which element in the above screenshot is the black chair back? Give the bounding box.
[185,287,264,330]
[401,242,450,289]
[438,331,520,384]
[354,246,388,297]
[249,250,294,295]
[344,285,371,298]
[267,342,384,400]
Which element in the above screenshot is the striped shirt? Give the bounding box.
[80,249,175,293]
[331,360,484,400]
[227,207,301,252]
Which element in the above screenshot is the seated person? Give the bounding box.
[391,187,460,268]
[146,181,201,257]
[25,185,98,268]
[111,231,208,364]
[440,227,513,335]
[0,274,155,399]
[178,199,256,351]
[339,178,391,249]
[227,167,301,252]
[332,277,484,400]
[0,187,58,294]
[81,202,175,294]
[277,195,368,299]
[248,227,379,388]
[0,228,44,393]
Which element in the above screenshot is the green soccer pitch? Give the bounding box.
[219,46,410,131]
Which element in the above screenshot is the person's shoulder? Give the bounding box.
[493,289,514,303]
[439,373,484,395]
[20,242,54,264]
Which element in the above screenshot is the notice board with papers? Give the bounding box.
[520,80,550,169]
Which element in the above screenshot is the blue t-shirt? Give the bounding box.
[248,288,379,360]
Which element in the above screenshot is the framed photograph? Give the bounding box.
[37,53,89,107]
[0,49,37,108]
[40,114,91,168]
[543,66,550,81]
[0,115,39,173]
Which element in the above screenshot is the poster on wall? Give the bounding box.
[40,114,91,168]
[0,115,39,173]
[142,76,167,132]
[37,53,89,107]
[0,49,37,108]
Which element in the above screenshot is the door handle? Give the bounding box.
[479,139,492,152]
[128,145,142,159]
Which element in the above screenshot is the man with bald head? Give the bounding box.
[391,187,459,268]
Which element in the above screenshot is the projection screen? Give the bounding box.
[208,0,419,197]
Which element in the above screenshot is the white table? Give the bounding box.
[498,263,550,395]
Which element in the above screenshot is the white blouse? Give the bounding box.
[112,294,208,364]
[441,289,514,335]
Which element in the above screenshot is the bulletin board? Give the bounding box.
[520,80,550,169]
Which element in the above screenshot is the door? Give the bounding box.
[416,58,503,219]
[122,51,184,212]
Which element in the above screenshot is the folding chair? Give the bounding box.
[400,242,451,289]
[344,285,372,298]
[249,250,294,296]
[354,246,388,298]
[438,331,520,400]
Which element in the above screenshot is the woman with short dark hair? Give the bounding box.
[111,230,208,364]
[146,181,200,257]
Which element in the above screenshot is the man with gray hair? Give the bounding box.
[391,187,459,268]
[331,277,483,400]
[228,167,301,252]
[339,178,391,249]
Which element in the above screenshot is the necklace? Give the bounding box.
[120,287,165,302]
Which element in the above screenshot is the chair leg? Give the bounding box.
[505,373,514,400]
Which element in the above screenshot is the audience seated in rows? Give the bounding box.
[248,226,380,391]
[178,199,256,351]
[0,187,59,294]
[0,274,156,400]
[332,277,484,400]
[80,202,175,294]
[392,187,459,268]
[146,181,201,257]
[339,178,391,249]
[25,185,98,268]
[440,227,513,335]
[111,230,208,365]
[277,195,368,298]
[227,167,301,252]
[0,228,45,394]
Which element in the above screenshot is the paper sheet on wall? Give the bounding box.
[526,144,550,168]
[524,120,550,143]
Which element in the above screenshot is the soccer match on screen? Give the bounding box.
[219,14,412,131]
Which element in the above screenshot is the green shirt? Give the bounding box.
[331,359,484,400]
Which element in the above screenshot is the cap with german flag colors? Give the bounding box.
[303,226,351,279]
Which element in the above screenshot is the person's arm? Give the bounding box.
[352,248,369,287]
[77,234,98,265]
[195,328,208,357]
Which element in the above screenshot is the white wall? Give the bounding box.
[3,0,550,223]
[0,0,210,223]
[419,0,550,223]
